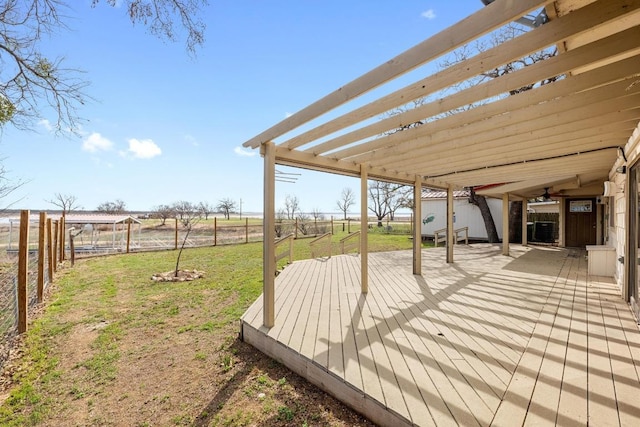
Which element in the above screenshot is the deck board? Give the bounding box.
[241,245,640,427]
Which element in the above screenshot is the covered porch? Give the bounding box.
[241,245,640,426]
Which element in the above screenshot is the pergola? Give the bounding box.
[242,0,640,327]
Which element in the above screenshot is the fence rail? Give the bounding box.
[340,231,361,254]
[310,233,332,259]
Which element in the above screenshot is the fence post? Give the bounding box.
[214,217,217,246]
[37,212,46,303]
[245,218,249,244]
[331,216,334,235]
[69,228,76,267]
[126,219,131,253]
[348,218,351,234]
[294,218,298,239]
[53,220,58,272]
[59,215,65,261]
[174,218,178,250]
[47,218,54,284]
[18,210,29,334]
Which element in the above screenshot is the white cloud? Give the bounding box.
[234,146,257,157]
[82,132,113,152]
[38,119,53,132]
[421,9,436,20]
[125,138,162,159]
[184,134,199,146]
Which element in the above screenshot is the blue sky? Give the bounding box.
[2,0,484,214]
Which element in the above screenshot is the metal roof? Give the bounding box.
[243,0,640,200]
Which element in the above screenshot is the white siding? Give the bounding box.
[610,124,640,294]
[421,198,503,240]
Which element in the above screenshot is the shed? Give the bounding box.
[421,189,503,240]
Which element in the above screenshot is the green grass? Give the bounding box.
[0,232,428,425]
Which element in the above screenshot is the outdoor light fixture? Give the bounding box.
[616,165,627,174]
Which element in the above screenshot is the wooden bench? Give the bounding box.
[433,227,469,246]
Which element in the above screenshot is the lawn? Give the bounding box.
[0,233,427,426]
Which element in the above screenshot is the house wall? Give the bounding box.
[527,202,559,214]
[421,198,503,240]
[609,125,640,295]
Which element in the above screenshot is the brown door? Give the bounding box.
[565,198,597,247]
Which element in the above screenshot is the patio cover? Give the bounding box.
[243,0,640,200]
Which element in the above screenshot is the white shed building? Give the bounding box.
[420,189,503,241]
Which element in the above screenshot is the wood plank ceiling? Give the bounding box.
[243,0,640,200]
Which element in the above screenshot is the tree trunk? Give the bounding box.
[509,201,522,243]
[468,189,500,243]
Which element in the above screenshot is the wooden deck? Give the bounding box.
[240,245,640,426]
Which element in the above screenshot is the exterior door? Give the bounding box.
[629,166,640,322]
[565,198,597,247]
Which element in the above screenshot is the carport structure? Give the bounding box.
[240,0,640,425]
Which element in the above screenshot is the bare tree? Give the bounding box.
[172,200,198,227]
[336,188,355,220]
[368,181,409,227]
[311,208,324,221]
[153,204,174,226]
[284,194,300,220]
[0,0,206,134]
[216,198,236,220]
[96,199,127,214]
[174,216,201,278]
[47,193,80,215]
[197,201,213,220]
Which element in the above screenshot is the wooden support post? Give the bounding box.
[47,218,54,284]
[59,216,65,261]
[245,217,249,243]
[126,219,132,253]
[18,210,29,333]
[174,218,178,250]
[522,198,528,246]
[331,216,334,235]
[503,193,510,256]
[214,217,217,246]
[360,165,368,293]
[413,175,422,275]
[37,212,46,303]
[558,197,566,247]
[263,142,276,327]
[69,228,75,267]
[446,186,454,264]
[53,220,58,272]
